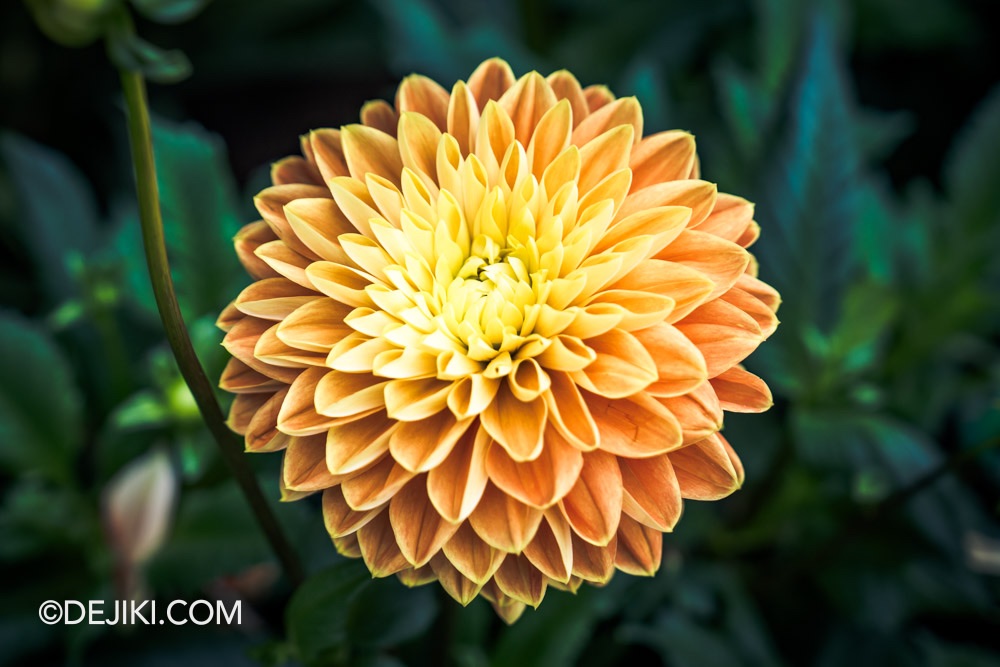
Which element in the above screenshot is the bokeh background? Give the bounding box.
[1,0,999,665]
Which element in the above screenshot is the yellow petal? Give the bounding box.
[447,80,479,155]
[254,240,314,288]
[254,184,330,259]
[578,125,633,194]
[314,370,387,418]
[447,374,501,420]
[305,261,378,308]
[383,377,453,421]
[283,197,356,265]
[559,450,622,546]
[398,111,442,185]
[585,289,675,331]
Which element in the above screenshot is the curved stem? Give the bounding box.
[119,68,304,588]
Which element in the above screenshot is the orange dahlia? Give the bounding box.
[218,58,779,623]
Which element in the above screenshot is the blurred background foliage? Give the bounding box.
[1,0,999,665]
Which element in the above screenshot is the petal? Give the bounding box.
[593,206,690,258]
[720,287,780,337]
[619,453,683,532]
[396,74,450,130]
[341,454,416,511]
[271,155,322,186]
[544,371,600,451]
[579,125,634,193]
[276,298,354,352]
[309,128,350,185]
[234,221,279,280]
[326,410,397,474]
[570,328,658,399]
[614,514,662,576]
[570,532,616,584]
[586,289,675,331]
[254,184,329,258]
[655,229,750,301]
[668,433,743,500]
[389,410,474,473]
[657,380,723,446]
[498,71,557,146]
[321,486,382,538]
[527,99,572,179]
[486,424,583,509]
[481,580,528,624]
[571,96,642,147]
[447,80,480,155]
[442,522,505,585]
[396,564,437,588]
[244,388,291,452]
[674,299,763,377]
[427,426,489,523]
[611,259,714,323]
[219,358,283,394]
[447,374,501,420]
[284,198,357,265]
[357,510,409,577]
[469,482,544,553]
[735,273,781,313]
[222,317,300,383]
[559,450,622,546]
[314,370,388,418]
[583,85,615,112]
[360,99,398,135]
[390,476,460,566]
[481,383,547,462]
[693,192,755,243]
[341,124,404,187]
[468,57,516,109]
[633,322,709,397]
[227,392,271,434]
[234,277,320,321]
[305,261,378,308]
[279,368,339,435]
[523,510,573,583]
[430,553,484,606]
[384,377,453,421]
[617,180,718,228]
[254,324,328,367]
[629,131,696,191]
[586,392,683,457]
[546,70,588,127]
[254,240,314,288]
[710,366,773,413]
[494,554,547,607]
[398,111,442,184]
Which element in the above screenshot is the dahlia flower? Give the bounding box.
[218,58,779,622]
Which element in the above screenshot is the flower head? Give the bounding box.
[218,58,779,622]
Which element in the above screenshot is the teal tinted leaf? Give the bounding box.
[619,612,743,667]
[714,60,775,160]
[944,85,1000,230]
[853,108,914,163]
[491,589,599,667]
[286,560,372,666]
[0,132,99,303]
[346,580,437,650]
[827,281,898,375]
[754,0,807,92]
[0,311,83,483]
[754,14,862,336]
[619,60,670,134]
[107,29,192,84]
[130,0,212,24]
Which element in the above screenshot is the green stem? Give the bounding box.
[119,68,304,588]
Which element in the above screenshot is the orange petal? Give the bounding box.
[614,513,662,576]
[276,298,354,352]
[544,371,599,451]
[655,229,750,301]
[498,71,557,146]
[735,273,781,313]
[398,111,442,184]
[570,532,616,584]
[629,131,696,192]
[314,370,387,418]
[254,324,328,367]
[720,287,779,337]
[390,476,460,567]
[617,180,718,228]
[390,410,473,473]
[234,221,279,280]
[523,510,573,583]
[321,486,382,538]
[572,96,642,147]
[693,192,755,243]
[586,289,675,331]
[669,433,743,500]
[430,553,483,606]
[546,70,588,127]
[304,261,378,308]
[360,99,398,136]
[333,533,362,558]
[340,124,404,187]
[427,426,489,523]
[447,81,479,155]
[657,381,723,446]
[396,74,450,131]
[227,392,270,435]
[396,564,437,587]
[578,125,633,194]
[486,424,583,509]
[442,522,505,585]
[527,99,572,179]
[611,259,714,323]
[710,366,773,413]
[234,277,320,322]
[216,300,242,332]
[284,198,357,265]
[570,328,658,399]
[341,454,415,511]
[633,322,709,397]
[674,299,763,377]
[468,58,516,110]
[254,184,329,258]
[254,240,314,288]
[586,392,683,457]
[583,85,615,112]
[494,553,547,607]
[559,450,622,546]
[325,410,397,474]
[357,510,409,577]
[283,434,344,491]
[481,383,547,462]
[219,358,283,394]
[271,155,322,186]
[469,482,543,553]
[222,317,300,383]
[309,128,350,185]
[619,453,683,532]
[384,377,453,421]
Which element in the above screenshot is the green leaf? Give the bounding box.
[286,560,372,666]
[491,589,600,667]
[945,85,1000,231]
[130,0,212,24]
[346,579,437,650]
[0,311,83,482]
[106,28,192,84]
[0,132,99,303]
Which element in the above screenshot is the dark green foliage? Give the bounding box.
[1,0,998,665]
